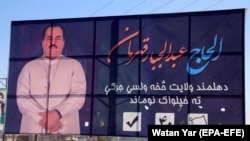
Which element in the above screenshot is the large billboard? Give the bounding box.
[5,9,245,136]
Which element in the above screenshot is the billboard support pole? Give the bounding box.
[0,78,7,89]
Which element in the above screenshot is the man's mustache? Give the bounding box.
[49,44,58,48]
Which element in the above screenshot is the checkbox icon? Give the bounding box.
[123,112,141,131]
[188,113,208,125]
[155,113,175,125]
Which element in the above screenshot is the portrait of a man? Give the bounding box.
[16,24,87,134]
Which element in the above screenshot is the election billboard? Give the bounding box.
[5,9,245,136]
[0,88,6,130]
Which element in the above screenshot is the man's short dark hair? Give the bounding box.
[0,92,3,99]
[42,23,65,40]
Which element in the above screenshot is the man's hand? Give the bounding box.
[46,120,62,133]
[39,110,62,133]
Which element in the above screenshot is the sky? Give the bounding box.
[0,0,249,124]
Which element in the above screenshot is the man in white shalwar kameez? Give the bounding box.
[16,24,86,134]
